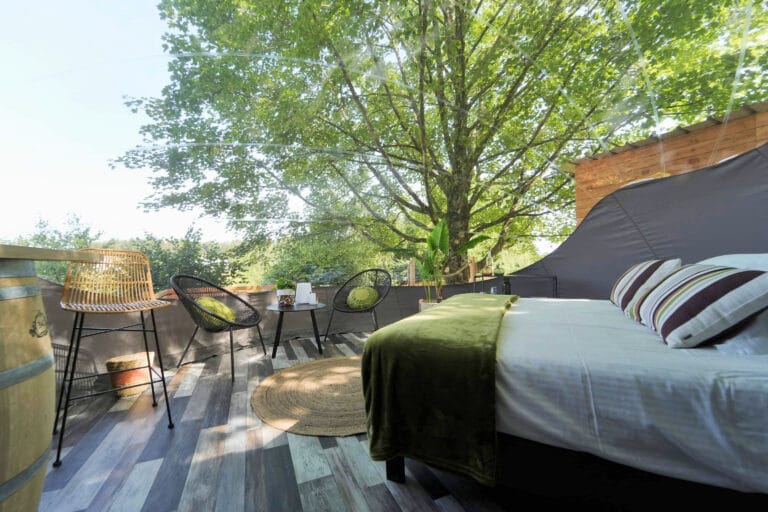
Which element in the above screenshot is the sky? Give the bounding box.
[0,1,234,243]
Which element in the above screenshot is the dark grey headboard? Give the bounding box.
[510,143,768,299]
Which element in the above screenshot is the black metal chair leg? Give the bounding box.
[229,328,235,382]
[150,310,174,429]
[54,316,85,467]
[372,308,379,331]
[176,325,199,368]
[141,311,158,406]
[323,309,336,342]
[256,324,266,355]
[53,312,82,435]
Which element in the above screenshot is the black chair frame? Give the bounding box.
[324,268,392,340]
[170,274,266,381]
[53,309,175,466]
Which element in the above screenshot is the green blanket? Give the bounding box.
[361,293,518,486]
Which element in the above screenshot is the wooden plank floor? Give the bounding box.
[40,333,513,512]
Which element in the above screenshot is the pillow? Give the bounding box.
[696,253,768,271]
[609,258,682,319]
[195,296,236,328]
[712,309,768,355]
[347,286,379,310]
[635,264,768,348]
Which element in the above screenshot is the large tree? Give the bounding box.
[119,0,767,273]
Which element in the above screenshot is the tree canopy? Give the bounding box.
[118,0,768,273]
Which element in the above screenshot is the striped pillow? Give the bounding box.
[635,264,768,348]
[610,258,682,319]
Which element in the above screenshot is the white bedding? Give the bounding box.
[495,298,768,493]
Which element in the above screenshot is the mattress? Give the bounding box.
[495,298,768,493]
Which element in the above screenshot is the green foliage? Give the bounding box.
[398,218,488,301]
[124,228,240,292]
[263,225,388,286]
[8,217,239,291]
[118,0,768,272]
[274,278,295,290]
[10,215,102,284]
[497,242,542,274]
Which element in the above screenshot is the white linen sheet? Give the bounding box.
[495,298,768,493]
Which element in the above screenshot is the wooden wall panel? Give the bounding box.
[575,111,768,222]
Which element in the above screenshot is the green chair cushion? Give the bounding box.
[347,286,380,310]
[196,296,236,328]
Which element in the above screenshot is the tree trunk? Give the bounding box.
[445,191,472,283]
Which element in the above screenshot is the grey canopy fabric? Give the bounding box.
[509,143,768,299]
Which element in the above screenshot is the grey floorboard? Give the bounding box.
[201,369,233,428]
[298,336,323,359]
[83,397,171,510]
[364,483,404,512]
[138,358,220,511]
[282,337,298,360]
[44,404,130,492]
[244,428,267,512]
[261,444,303,512]
[136,395,190,462]
[40,332,517,512]
[106,458,163,512]
[177,425,226,511]
[214,357,250,512]
[318,436,338,449]
[297,475,347,512]
[287,433,332,484]
[324,446,379,512]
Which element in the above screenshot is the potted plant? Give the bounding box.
[417,219,488,310]
[275,278,296,306]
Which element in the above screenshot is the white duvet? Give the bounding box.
[495,298,768,493]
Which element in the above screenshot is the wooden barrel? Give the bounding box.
[0,260,55,512]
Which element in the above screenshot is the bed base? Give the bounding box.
[385,434,767,508]
[385,457,405,483]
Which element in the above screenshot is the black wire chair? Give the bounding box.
[170,274,266,381]
[323,268,392,341]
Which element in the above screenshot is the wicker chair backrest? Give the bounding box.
[61,248,169,313]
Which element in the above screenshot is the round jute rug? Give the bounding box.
[251,355,367,436]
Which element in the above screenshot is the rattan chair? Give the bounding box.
[53,248,174,467]
[170,274,266,380]
[323,268,392,340]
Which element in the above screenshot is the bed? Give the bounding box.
[496,296,768,494]
[363,263,768,506]
[362,145,768,505]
